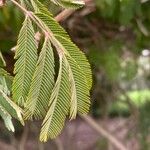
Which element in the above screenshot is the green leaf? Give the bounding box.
[29,5,91,140]
[24,38,55,120]
[0,68,13,82]
[35,13,92,89]
[35,12,70,39]
[119,0,140,25]
[0,76,10,97]
[0,82,24,125]
[12,17,37,106]
[0,105,15,132]
[56,35,92,90]
[40,55,71,141]
[49,0,85,9]
[0,52,6,67]
[30,0,53,16]
[40,55,90,141]
[66,55,90,118]
[31,1,92,88]
[0,92,24,126]
[11,0,92,141]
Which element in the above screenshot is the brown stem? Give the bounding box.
[54,137,64,150]
[55,9,75,22]
[81,115,128,150]
[18,124,29,150]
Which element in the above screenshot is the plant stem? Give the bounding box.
[81,115,127,150]
[10,0,28,14]
[10,0,64,55]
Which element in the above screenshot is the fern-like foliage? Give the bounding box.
[31,0,92,89]
[40,55,71,141]
[34,9,92,88]
[30,0,53,15]
[7,0,92,141]
[12,16,37,106]
[66,55,90,116]
[56,35,92,89]
[24,38,55,120]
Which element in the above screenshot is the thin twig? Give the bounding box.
[38,142,45,150]
[141,0,150,3]
[136,19,149,36]
[10,0,65,56]
[55,9,75,22]
[81,115,127,150]
[54,137,64,150]
[119,87,139,119]
[18,124,29,150]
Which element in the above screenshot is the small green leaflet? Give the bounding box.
[0,52,6,67]
[49,0,85,9]
[40,55,71,141]
[24,38,55,120]
[0,76,15,132]
[0,105,15,132]
[12,16,37,106]
[0,72,24,131]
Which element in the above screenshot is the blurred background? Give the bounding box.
[0,0,150,149]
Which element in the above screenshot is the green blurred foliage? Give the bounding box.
[89,1,150,148]
[94,0,150,50]
[95,0,141,25]
[139,101,150,150]
[109,89,150,114]
[89,41,123,81]
[0,3,23,52]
